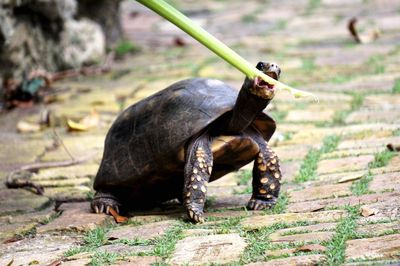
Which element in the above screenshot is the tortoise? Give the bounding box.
[92,61,282,223]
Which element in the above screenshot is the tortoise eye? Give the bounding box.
[256,62,265,71]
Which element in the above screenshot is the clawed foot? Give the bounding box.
[247,197,277,210]
[186,205,205,223]
[91,192,121,215]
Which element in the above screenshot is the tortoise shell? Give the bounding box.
[94,78,276,192]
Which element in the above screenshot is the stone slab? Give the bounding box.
[345,234,400,261]
[98,243,154,255]
[317,155,374,175]
[0,235,78,266]
[107,220,174,241]
[37,202,111,233]
[270,231,333,243]
[116,256,160,266]
[0,188,50,215]
[247,254,326,266]
[369,172,400,193]
[169,234,246,265]
[288,183,352,203]
[242,210,346,229]
[287,192,398,213]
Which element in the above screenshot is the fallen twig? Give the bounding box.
[5,153,95,195]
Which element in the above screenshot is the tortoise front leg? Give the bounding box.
[247,139,282,210]
[183,133,213,223]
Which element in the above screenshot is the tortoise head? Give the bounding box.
[249,61,281,100]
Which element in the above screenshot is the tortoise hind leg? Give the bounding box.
[91,190,122,214]
[183,132,213,223]
[247,129,282,210]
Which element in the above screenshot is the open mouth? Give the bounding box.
[254,71,277,90]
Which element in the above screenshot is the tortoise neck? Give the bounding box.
[227,78,271,133]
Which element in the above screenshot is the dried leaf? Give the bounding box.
[109,207,128,223]
[360,206,378,217]
[296,244,327,253]
[338,173,363,183]
[66,110,99,132]
[348,17,380,44]
[17,121,41,133]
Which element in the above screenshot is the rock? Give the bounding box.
[206,194,249,210]
[247,254,326,266]
[0,235,78,266]
[242,210,346,229]
[107,220,174,241]
[296,244,327,253]
[37,202,111,233]
[98,243,154,255]
[317,155,374,175]
[270,231,333,243]
[60,19,105,68]
[345,234,400,260]
[0,188,50,215]
[169,234,246,265]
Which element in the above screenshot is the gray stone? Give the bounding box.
[169,234,246,265]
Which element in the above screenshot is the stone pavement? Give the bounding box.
[1,0,400,265]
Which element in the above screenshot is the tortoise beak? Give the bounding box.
[250,62,281,99]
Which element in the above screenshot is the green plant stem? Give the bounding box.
[136,0,317,100]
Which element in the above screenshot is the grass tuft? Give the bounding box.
[351,172,373,195]
[324,206,359,265]
[152,222,185,259]
[393,79,400,94]
[369,150,395,168]
[295,135,340,183]
[90,251,118,266]
[115,40,139,58]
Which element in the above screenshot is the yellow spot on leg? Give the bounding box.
[186,191,191,197]
[196,175,202,181]
[260,177,268,184]
[270,184,276,190]
[274,172,281,179]
[192,185,198,190]
[258,164,266,172]
[193,168,198,174]
[259,188,267,194]
[208,166,212,174]
[267,194,272,199]
[201,185,207,193]
[189,210,194,219]
[270,158,277,165]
